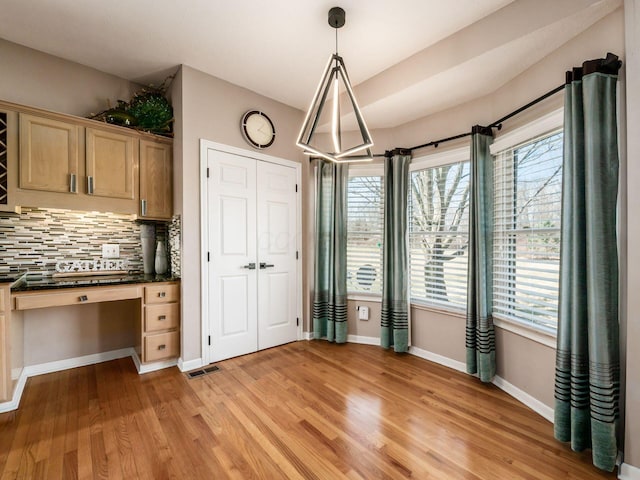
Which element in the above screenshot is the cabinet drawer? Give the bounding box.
[145,303,180,332]
[145,284,179,304]
[13,285,141,311]
[144,331,180,362]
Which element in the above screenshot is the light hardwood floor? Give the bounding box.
[0,342,615,479]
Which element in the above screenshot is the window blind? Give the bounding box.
[346,176,384,294]
[493,130,563,331]
[409,161,470,310]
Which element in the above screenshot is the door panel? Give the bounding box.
[209,151,257,362]
[257,161,298,350]
[221,197,248,255]
[19,114,79,193]
[221,276,249,335]
[86,127,137,199]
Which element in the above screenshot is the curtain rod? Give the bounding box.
[399,82,565,154]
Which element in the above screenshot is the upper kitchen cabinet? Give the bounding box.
[139,139,172,220]
[19,113,80,194]
[86,127,138,200]
[0,99,173,216]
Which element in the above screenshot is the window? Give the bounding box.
[346,174,384,294]
[492,130,563,331]
[409,157,470,310]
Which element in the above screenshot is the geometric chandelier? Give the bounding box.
[296,7,373,163]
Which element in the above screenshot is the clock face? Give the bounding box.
[242,111,275,149]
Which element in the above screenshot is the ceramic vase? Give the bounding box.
[140,224,155,274]
[155,240,168,275]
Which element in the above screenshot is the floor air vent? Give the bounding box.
[186,365,220,379]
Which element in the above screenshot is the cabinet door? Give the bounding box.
[139,139,172,219]
[86,127,137,199]
[19,113,79,193]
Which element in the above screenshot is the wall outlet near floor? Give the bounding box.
[102,243,120,258]
[357,306,369,320]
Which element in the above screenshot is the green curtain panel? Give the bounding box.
[381,152,411,352]
[554,54,622,472]
[465,127,496,383]
[313,160,348,343]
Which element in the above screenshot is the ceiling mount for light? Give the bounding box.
[296,7,373,163]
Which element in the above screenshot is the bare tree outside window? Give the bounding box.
[493,130,563,330]
[409,161,470,309]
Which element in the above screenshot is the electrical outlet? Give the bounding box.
[102,244,120,258]
[358,306,369,320]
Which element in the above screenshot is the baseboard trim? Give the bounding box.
[409,346,467,373]
[407,346,553,423]
[178,357,204,372]
[347,335,380,346]
[620,463,640,479]
[492,375,554,423]
[0,369,28,413]
[24,348,135,377]
[137,358,178,374]
[303,331,314,340]
[1,348,178,412]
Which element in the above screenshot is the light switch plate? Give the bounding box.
[102,244,120,258]
[358,306,369,320]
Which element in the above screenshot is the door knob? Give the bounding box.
[242,263,256,270]
[259,262,274,269]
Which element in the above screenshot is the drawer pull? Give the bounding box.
[158,315,166,320]
[158,344,166,350]
[79,295,88,302]
[158,292,166,298]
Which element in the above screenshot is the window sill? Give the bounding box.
[493,315,557,349]
[347,294,382,303]
[410,301,466,319]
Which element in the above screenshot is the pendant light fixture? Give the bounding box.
[296,7,373,163]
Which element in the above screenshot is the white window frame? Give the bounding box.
[490,108,563,347]
[347,163,384,301]
[409,146,471,313]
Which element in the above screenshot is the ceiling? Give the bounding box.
[0,0,621,130]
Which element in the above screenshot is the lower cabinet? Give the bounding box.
[141,282,180,363]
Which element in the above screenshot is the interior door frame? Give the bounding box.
[200,139,302,366]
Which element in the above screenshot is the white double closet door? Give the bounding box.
[207,150,298,363]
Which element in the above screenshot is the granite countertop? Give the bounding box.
[9,272,180,292]
[0,271,27,284]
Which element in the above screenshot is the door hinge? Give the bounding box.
[296,251,299,260]
[208,335,211,346]
[206,167,210,178]
[296,317,299,326]
[207,252,210,262]
[295,183,298,193]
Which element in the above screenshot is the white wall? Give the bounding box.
[174,65,306,363]
[0,38,139,117]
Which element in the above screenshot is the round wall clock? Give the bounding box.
[241,110,276,149]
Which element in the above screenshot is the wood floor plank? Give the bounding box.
[0,342,617,479]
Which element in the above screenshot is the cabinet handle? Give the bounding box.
[141,199,147,216]
[158,344,166,350]
[70,174,77,193]
[158,292,166,298]
[87,176,94,194]
[79,295,88,302]
[158,315,166,320]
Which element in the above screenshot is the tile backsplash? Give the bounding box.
[0,207,181,276]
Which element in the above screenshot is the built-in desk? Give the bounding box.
[0,274,180,409]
